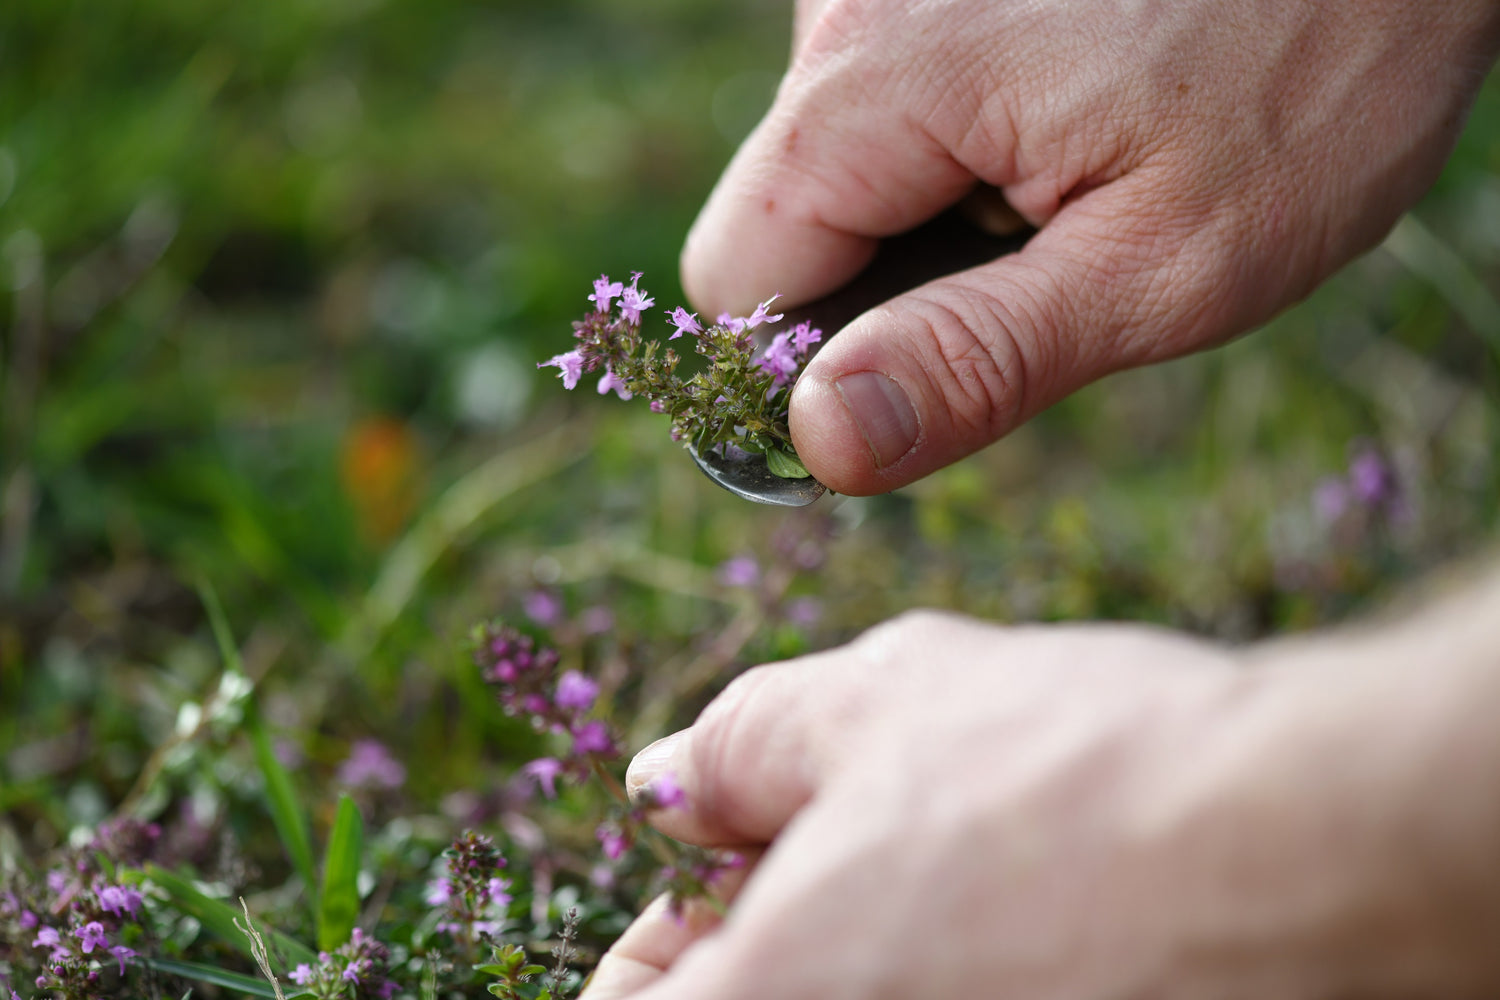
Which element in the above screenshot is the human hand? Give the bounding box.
[582,606,1500,998]
[681,0,1500,495]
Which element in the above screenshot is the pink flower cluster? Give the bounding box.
[754,320,822,388]
[288,928,396,999]
[427,831,512,941]
[472,621,617,800]
[12,871,143,995]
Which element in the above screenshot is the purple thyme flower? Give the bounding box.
[32,926,62,952]
[570,719,615,757]
[597,367,633,400]
[521,757,566,799]
[523,589,564,627]
[96,884,142,918]
[717,555,761,589]
[716,310,748,336]
[581,605,615,635]
[554,671,599,713]
[291,964,315,986]
[644,772,688,810]
[785,596,823,628]
[75,922,108,955]
[789,320,822,354]
[745,294,784,330]
[755,331,799,386]
[596,822,630,861]
[110,945,134,976]
[588,275,624,313]
[337,739,407,791]
[539,349,586,390]
[668,307,702,340]
[1348,447,1397,507]
[618,272,654,325]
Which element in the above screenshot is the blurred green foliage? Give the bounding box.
[1,0,1499,974]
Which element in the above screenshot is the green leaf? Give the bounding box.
[764,447,810,479]
[316,794,364,951]
[733,435,766,454]
[141,865,316,967]
[248,707,317,909]
[143,957,283,998]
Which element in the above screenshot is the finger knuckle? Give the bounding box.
[900,284,1049,437]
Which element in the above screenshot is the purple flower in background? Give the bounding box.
[785,596,823,628]
[582,605,615,635]
[96,884,142,918]
[717,555,760,589]
[539,349,586,390]
[32,926,62,952]
[618,272,654,324]
[523,589,563,626]
[521,757,566,799]
[597,367,633,400]
[554,670,599,712]
[337,739,406,791]
[1349,447,1397,507]
[668,306,701,340]
[588,274,623,313]
[290,963,315,986]
[571,719,615,757]
[596,823,630,861]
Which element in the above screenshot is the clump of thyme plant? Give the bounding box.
[472,621,744,917]
[539,273,822,479]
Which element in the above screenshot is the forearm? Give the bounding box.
[1217,562,1500,994]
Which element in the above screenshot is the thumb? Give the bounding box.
[625,655,851,846]
[790,179,1239,494]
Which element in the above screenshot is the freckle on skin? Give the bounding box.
[764,198,776,214]
[785,127,799,154]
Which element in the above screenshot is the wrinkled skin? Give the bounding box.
[681,0,1500,495]
[583,596,1500,998]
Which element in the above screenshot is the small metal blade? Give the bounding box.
[689,442,827,506]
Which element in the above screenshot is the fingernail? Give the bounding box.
[833,371,919,469]
[626,731,683,800]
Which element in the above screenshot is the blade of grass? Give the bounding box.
[200,579,317,907]
[196,577,246,676]
[140,864,316,967]
[1382,213,1500,364]
[142,957,285,998]
[248,706,317,910]
[316,794,364,951]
